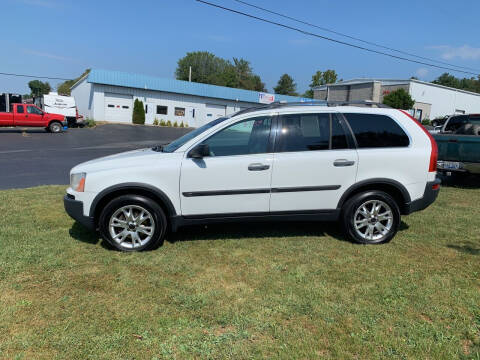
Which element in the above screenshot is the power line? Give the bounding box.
[233,0,480,73]
[196,0,480,77]
[0,72,71,81]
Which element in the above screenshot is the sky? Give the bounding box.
[1,0,480,95]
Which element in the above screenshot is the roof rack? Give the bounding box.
[232,100,390,116]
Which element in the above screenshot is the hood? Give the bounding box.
[70,148,172,174]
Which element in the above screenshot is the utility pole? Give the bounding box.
[188,66,192,82]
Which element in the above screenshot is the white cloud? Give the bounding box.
[429,45,480,60]
[23,49,74,62]
[415,67,429,78]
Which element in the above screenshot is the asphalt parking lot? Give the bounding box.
[0,124,191,190]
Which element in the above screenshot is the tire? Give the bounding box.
[49,121,63,133]
[341,191,400,244]
[99,195,167,252]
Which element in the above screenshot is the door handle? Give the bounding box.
[248,163,270,171]
[333,159,355,167]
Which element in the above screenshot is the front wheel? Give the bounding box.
[99,195,167,251]
[342,191,400,244]
[49,121,63,133]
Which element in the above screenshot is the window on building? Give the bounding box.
[156,105,168,115]
[415,109,423,121]
[203,116,272,157]
[107,104,115,108]
[122,106,129,109]
[343,113,410,148]
[175,107,185,117]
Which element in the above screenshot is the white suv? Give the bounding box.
[64,103,440,251]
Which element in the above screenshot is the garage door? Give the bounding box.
[104,93,133,122]
[205,103,226,120]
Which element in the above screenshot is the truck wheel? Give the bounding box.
[49,122,62,133]
[342,191,400,244]
[99,195,167,252]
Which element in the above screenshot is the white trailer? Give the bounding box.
[35,92,83,127]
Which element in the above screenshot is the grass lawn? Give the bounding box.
[0,185,479,359]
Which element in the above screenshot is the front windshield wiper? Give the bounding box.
[151,145,164,152]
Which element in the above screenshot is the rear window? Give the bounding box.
[343,113,410,148]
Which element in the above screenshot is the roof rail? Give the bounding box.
[231,99,390,117]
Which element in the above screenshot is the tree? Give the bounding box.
[303,69,339,98]
[382,88,415,109]
[132,99,145,125]
[274,74,297,96]
[432,73,480,94]
[28,80,51,98]
[175,51,267,91]
[57,69,90,96]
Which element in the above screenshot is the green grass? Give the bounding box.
[0,186,479,359]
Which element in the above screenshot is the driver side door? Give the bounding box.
[180,115,274,216]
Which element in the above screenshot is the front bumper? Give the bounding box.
[64,194,95,230]
[404,178,441,215]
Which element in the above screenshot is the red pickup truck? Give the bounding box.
[0,103,67,133]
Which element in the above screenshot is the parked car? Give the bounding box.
[64,103,440,251]
[34,92,84,127]
[0,103,67,133]
[433,114,480,175]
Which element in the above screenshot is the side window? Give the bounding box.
[445,116,466,132]
[343,113,410,148]
[331,114,349,149]
[27,106,43,115]
[203,116,272,157]
[16,105,24,113]
[276,113,330,152]
[156,105,168,115]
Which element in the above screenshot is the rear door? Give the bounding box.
[270,112,358,212]
[13,104,29,126]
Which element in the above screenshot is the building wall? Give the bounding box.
[71,79,92,119]
[84,83,257,127]
[409,81,480,119]
[314,89,327,100]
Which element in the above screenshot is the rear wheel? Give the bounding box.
[49,121,62,133]
[99,195,167,251]
[342,191,400,244]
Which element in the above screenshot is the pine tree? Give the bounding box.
[132,99,145,125]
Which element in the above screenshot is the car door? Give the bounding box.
[270,112,358,212]
[13,104,29,126]
[25,105,45,126]
[180,115,274,216]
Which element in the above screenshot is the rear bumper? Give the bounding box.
[64,194,95,230]
[437,161,480,175]
[404,178,441,215]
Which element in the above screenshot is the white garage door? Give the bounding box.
[104,93,133,123]
[205,103,226,120]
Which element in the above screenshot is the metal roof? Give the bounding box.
[82,69,304,104]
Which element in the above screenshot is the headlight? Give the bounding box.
[70,172,86,192]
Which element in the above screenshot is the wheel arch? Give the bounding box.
[90,183,177,226]
[338,179,411,215]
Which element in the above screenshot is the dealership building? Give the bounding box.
[71,69,302,127]
[313,78,480,120]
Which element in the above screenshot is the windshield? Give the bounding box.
[162,116,230,153]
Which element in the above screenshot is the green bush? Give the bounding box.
[179,122,184,128]
[132,99,145,125]
[173,121,178,127]
[166,120,172,127]
[153,118,159,126]
[160,119,166,126]
[85,118,96,128]
[421,118,431,126]
[382,88,415,109]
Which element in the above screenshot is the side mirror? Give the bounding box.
[188,144,210,159]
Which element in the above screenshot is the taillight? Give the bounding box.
[399,110,438,172]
